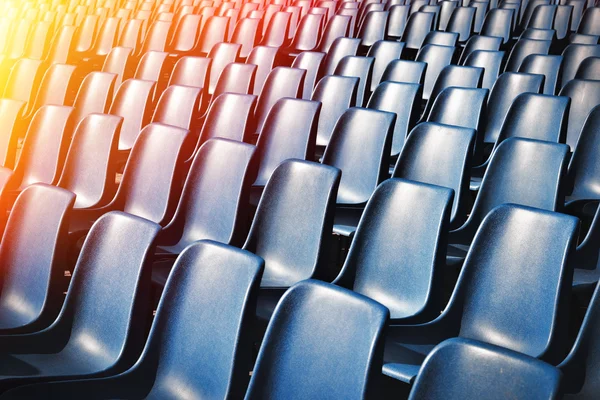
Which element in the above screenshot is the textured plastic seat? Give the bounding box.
[481,72,545,145]
[151,85,201,133]
[2,58,44,112]
[117,19,144,54]
[45,25,77,66]
[23,21,52,60]
[338,8,359,38]
[246,45,279,95]
[381,59,427,85]
[420,5,441,31]
[438,1,459,32]
[317,14,351,53]
[553,5,573,40]
[446,6,475,42]
[367,82,421,158]
[575,57,600,80]
[0,184,74,334]
[9,106,74,191]
[292,52,326,99]
[101,47,133,92]
[393,122,475,228]
[422,31,458,48]
[109,79,155,152]
[367,40,405,90]
[333,178,452,323]
[416,44,455,101]
[167,14,203,55]
[358,10,388,49]
[167,56,211,89]
[323,107,395,210]
[519,54,563,95]
[72,15,99,56]
[464,50,505,90]
[196,16,230,56]
[383,203,578,384]
[206,42,241,96]
[25,63,75,119]
[505,38,552,72]
[254,67,305,135]
[230,18,260,59]
[560,44,600,90]
[138,20,171,54]
[133,51,169,89]
[58,114,122,210]
[386,5,410,40]
[452,138,568,258]
[527,4,557,30]
[470,1,489,33]
[246,280,388,399]
[577,7,600,36]
[520,27,557,41]
[212,62,257,100]
[259,11,291,47]
[481,8,514,44]
[0,212,160,392]
[245,160,340,289]
[84,17,120,60]
[1,240,265,400]
[334,56,375,106]
[71,72,117,129]
[410,338,562,400]
[319,37,361,78]
[459,35,502,64]
[559,79,600,150]
[285,13,323,56]
[401,11,435,51]
[423,65,483,119]
[253,99,320,189]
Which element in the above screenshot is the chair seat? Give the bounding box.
[151,258,177,287]
[573,268,599,289]
[469,176,483,191]
[332,207,364,237]
[383,338,436,383]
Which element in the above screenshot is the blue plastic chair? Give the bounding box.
[518,54,563,95]
[380,59,427,85]
[415,44,455,101]
[0,212,160,392]
[504,38,552,72]
[1,240,265,400]
[464,49,505,90]
[334,178,453,323]
[410,338,562,400]
[334,55,375,106]
[558,79,600,150]
[367,40,405,90]
[383,204,578,384]
[246,280,389,399]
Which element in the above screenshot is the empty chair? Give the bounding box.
[520,27,557,41]
[0,184,75,334]
[109,79,155,153]
[151,85,201,132]
[367,40,405,90]
[2,58,44,112]
[0,100,26,169]
[2,240,265,400]
[284,13,324,56]
[212,63,257,99]
[247,45,279,96]
[333,178,453,323]
[575,57,600,80]
[465,50,505,90]
[393,122,475,228]
[410,338,562,400]
[231,18,261,59]
[386,4,410,40]
[168,14,203,56]
[459,34,503,64]
[401,11,435,51]
[28,63,77,118]
[317,14,351,53]
[519,54,563,95]
[358,10,388,49]
[253,99,320,190]
[559,79,600,150]
[334,56,375,106]
[71,72,117,129]
[560,44,600,90]
[367,82,422,158]
[505,38,552,72]
[577,6,600,36]
[260,11,291,48]
[423,31,459,47]
[206,42,241,96]
[482,72,545,145]
[481,8,514,44]
[139,20,171,54]
[553,5,572,40]
[384,203,578,383]
[133,51,169,86]
[446,6,476,42]
[319,37,361,78]
[470,1,488,33]
[245,161,340,290]
[254,67,305,134]
[312,76,359,149]
[9,106,74,191]
[381,59,427,85]
[58,114,123,210]
[167,56,211,89]
[117,19,144,54]
[246,280,388,399]
[0,212,160,392]
[292,51,326,99]
[196,16,230,56]
[423,65,483,119]
[101,47,134,91]
[527,4,557,30]
[416,44,455,101]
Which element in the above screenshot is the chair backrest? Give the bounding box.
[423,64,483,118]
[59,211,160,372]
[481,8,514,44]
[245,280,388,399]
[289,13,324,52]
[528,4,556,29]
[260,11,291,47]
[0,99,25,168]
[367,82,422,157]
[318,14,351,53]
[0,184,75,332]
[134,51,169,83]
[575,56,600,80]
[483,72,545,144]
[212,62,256,99]
[198,93,257,148]
[459,34,502,64]
[322,107,395,206]
[410,338,562,400]
[24,21,52,60]
[118,19,144,53]
[416,44,456,100]
[3,58,44,108]
[291,51,326,99]
[334,55,375,106]
[14,105,74,189]
[578,6,600,35]
[206,42,241,95]
[140,20,171,53]
[553,5,572,40]
[92,17,121,56]
[367,40,405,91]
[464,49,505,90]
[320,37,361,79]
[387,4,410,39]
[231,17,260,58]
[312,76,358,148]
[447,6,475,42]
[337,178,453,322]
[109,79,156,151]
[197,16,230,55]
[46,25,76,65]
[115,123,188,225]
[71,72,117,129]
[168,14,202,53]
[452,204,577,362]
[558,79,600,150]
[245,160,340,286]
[254,98,320,186]
[246,45,279,95]
[58,114,122,209]
[402,11,435,49]
[505,38,552,72]
[520,27,557,41]
[31,64,77,114]
[102,47,133,91]
[168,56,211,89]
[139,240,263,399]
[495,93,570,148]
[381,59,427,85]
[568,105,600,202]
[519,54,563,95]
[358,10,388,47]
[423,31,459,47]
[73,15,98,53]
[393,122,475,227]
[151,85,201,131]
[560,44,600,90]
[254,67,305,134]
